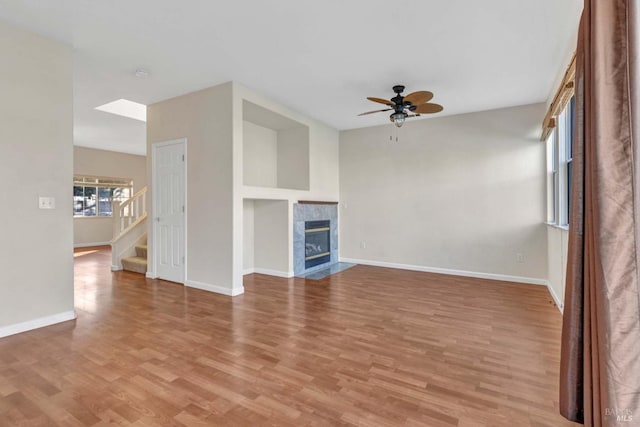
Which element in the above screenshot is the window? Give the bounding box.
[546,132,557,223]
[542,53,575,228]
[546,96,574,227]
[73,176,132,217]
[566,96,574,221]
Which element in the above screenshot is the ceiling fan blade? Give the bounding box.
[358,108,392,116]
[412,103,443,114]
[403,91,434,105]
[367,97,396,106]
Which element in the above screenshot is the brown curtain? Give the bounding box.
[560,0,640,425]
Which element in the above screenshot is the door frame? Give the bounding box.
[150,138,187,283]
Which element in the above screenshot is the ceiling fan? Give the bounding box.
[359,85,443,127]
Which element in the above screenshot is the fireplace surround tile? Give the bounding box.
[293,203,338,276]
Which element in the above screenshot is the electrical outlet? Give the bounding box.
[39,196,56,209]
[516,253,524,263]
[360,241,366,249]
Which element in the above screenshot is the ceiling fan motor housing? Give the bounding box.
[391,85,406,111]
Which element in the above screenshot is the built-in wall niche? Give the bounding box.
[242,100,310,191]
[243,198,290,276]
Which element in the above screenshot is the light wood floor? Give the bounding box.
[0,247,578,426]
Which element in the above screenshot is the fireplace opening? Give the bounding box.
[305,220,330,269]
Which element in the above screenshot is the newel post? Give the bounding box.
[112,200,121,239]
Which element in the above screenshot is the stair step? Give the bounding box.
[135,244,147,258]
[122,256,147,274]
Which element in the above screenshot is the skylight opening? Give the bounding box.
[95,99,147,122]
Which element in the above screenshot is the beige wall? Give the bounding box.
[243,200,255,271]
[547,226,569,309]
[243,121,278,187]
[147,82,238,294]
[0,23,74,333]
[277,127,310,191]
[339,103,548,283]
[73,146,146,246]
[253,200,289,274]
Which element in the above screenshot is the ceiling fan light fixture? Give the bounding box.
[391,112,405,127]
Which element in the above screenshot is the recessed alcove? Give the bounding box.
[243,198,290,276]
[242,100,310,191]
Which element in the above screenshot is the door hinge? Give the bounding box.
[182,205,185,213]
[182,154,185,161]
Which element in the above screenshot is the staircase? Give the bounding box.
[111,187,148,275]
[122,243,147,274]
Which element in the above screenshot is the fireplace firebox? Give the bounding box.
[305,220,330,269]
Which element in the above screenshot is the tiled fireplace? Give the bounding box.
[293,203,338,276]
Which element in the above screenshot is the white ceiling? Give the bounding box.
[0,0,582,155]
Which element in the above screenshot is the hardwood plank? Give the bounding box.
[0,246,579,426]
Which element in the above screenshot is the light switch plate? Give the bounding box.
[39,196,55,209]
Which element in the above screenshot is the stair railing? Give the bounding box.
[112,186,147,243]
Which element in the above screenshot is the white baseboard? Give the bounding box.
[74,241,110,248]
[111,265,122,271]
[339,257,548,286]
[340,257,564,313]
[145,271,158,279]
[243,267,294,278]
[252,268,294,278]
[185,280,244,296]
[546,282,564,313]
[0,310,77,339]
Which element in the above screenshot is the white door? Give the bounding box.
[153,140,185,283]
